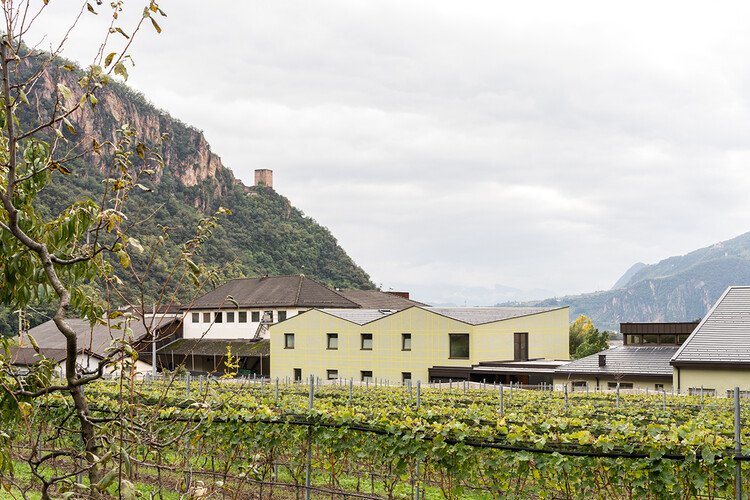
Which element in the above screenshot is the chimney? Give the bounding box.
[254,169,273,188]
[598,354,606,367]
[385,291,410,299]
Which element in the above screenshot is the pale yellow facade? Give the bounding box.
[269,306,569,383]
[553,375,673,392]
[673,367,750,396]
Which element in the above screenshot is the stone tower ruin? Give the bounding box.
[254,169,273,188]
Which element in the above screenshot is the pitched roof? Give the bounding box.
[189,275,359,310]
[10,347,68,366]
[13,316,174,362]
[158,338,269,357]
[671,286,750,365]
[425,306,566,325]
[337,289,427,309]
[320,309,398,325]
[556,346,678,377]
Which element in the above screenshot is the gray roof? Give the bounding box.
[672,286,750,365]
[189,275,359,310]
[320,309,398,325]
[556,346,678,377]
[337,289,427,309]
[425,306,566,325]
[14,316,173,362]
[158,339,269,357]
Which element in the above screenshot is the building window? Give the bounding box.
[626,334,642,345]
[727,389,750,398]
[327,369,338,380]
[226,311,235,323]
[214,312,223,323]
[294,368,302,382]
[327,333,338,350]
[361,333,373,350]
[402,372,412,384]
[263,311,273,323]
[278,311,287,322]
[449,334,470,359]
[252,311,260,322]
[402,333,412,351]
[203,312,210,323]
[655,384,664,391]
[284,333,295,349]
[239,311,247,323]
[192,312,200,323]
[660,334,676,345]
[642,335,658,344]
[608,382,634,389]
[571,381,587,391]
[690,387,716,396]
[678,334,690,344]
[361,370,373,382]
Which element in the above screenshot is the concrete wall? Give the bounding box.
[674,367,750,396]
[183,308,301,340]
[270,307,569,383]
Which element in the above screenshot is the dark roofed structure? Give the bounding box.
[11,316,178,367]
[337,289,427,309]
[671,286,750,366]
[557,346,678,378]
[189,275,359,310]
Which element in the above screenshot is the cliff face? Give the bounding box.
[29,60,235,206]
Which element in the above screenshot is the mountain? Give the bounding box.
[506,232,750,331]
[611,262,646,289]
[0,52,374,334]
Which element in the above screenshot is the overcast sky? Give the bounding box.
[25,1,750,304]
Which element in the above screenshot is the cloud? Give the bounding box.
[24,1,750,304]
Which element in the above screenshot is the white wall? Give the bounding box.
[182,308,301,340]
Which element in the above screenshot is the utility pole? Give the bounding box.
[152,304,157,377]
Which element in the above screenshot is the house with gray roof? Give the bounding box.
[671,286,750,395]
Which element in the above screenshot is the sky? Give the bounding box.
[23,1,750,305]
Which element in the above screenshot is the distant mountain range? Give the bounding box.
[501,232,750,331]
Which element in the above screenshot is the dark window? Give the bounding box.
[449,334,470,359]
[252,311,260,322]
[203,312,210,323]
[294,368,302,382]
[402,333,412,351]
[327,369,338,380]
[278,311,287,322]
[192,312,200,323]
[727,389,750,398]
[642,335,658,344]
[655,383,664,391]
[626,334,642,345]
[660,334,675,344]
[239,311,247,323]
[214,312,223,323]
[402,372,412,384]
[677,334,690,344]
[361,370,373,382]
[514,332,529,361]
[361,333,373,350]
[327,333,338,350]
[226,311,235,323]
[608,382,634,389]
[284,333,295,349]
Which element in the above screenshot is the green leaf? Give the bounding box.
[114,62,128,81]
[86,3,97,14]
[104,52,116,68]
[62,117,76,135]
[150,17,162,33]
[56,83,72,101]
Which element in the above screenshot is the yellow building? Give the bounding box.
[672,286,750,396]
[269,305,569,383]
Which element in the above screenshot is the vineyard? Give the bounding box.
[3,377,750,499]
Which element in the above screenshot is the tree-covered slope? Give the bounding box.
[0,53,373,334]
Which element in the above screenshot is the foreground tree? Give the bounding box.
[0,1,181,496]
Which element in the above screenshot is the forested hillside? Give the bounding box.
[0,53,373,334]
